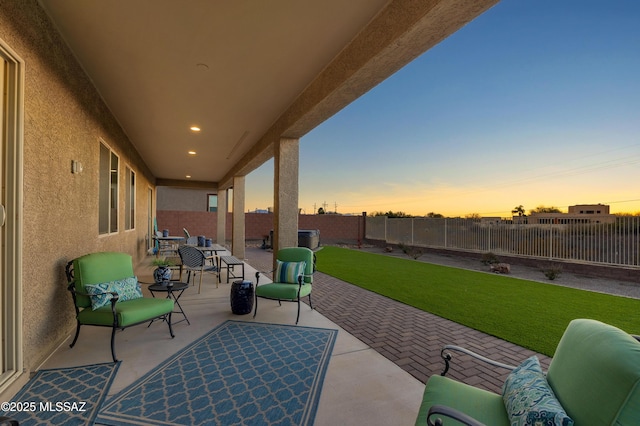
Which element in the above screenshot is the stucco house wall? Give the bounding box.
[157,186,215,211]
[0,2,156,375]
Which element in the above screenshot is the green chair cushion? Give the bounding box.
[276,247,314,284]
[255,283,312,300]
[77,297,174,327]
[416,375,509,426]
[73,252,136,308]
[546,319,640,425]
[274,260,306,284]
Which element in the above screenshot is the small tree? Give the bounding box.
[371,211,414,218]
[512,205,526,216]
[426,212,444,218]
[530,205,562,214]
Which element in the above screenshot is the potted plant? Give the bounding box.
[152,258,176,283]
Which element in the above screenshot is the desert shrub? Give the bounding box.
[399,243,423,260]
[542,265,563,280]
[481,252,500,265]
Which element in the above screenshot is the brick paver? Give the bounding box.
[246,247,550,394]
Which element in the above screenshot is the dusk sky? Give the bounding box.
[246,0,640,217]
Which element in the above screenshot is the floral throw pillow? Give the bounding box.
[85,276,143,310]
[502,355,573,426]
[274,260,306,284]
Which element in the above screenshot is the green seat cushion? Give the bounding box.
[547,319,640,425]
[416,375,509,426]
[255,283,312,300]
[77,297,174,327]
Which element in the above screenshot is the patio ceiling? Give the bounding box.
[38,0,498,189]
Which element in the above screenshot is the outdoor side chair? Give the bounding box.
[254,247,315,324]
[65,252,175,362]
[178,245,219,293]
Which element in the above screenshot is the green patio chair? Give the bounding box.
[254,247,315,324]
[65,252,175,362]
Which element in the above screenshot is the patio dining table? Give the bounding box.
[188,243,227,257]
[153,235,185,257]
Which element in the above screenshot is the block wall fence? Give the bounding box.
[156,211,366,244]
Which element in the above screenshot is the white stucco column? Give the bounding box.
[231,176,245,259]
[273,137,299,256]
[216,189,227,246]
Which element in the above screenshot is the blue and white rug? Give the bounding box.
[96,320,338,425]
[0,361,120,425]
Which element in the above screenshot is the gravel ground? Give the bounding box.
[355,245,640,300]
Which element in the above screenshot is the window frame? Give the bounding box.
[99,139,119,235]
[125,165,135,230]
[207,193,218,212]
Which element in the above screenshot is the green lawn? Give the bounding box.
[315,246,640,356]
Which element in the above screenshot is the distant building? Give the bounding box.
[515,203,616,225]
[480,217,504,226]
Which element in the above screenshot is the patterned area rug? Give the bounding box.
[96,320,338,426]
[0,362,120,425]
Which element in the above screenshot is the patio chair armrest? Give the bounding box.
[255,269,276,285]
[440,345,517,376]
[427,405,486,426]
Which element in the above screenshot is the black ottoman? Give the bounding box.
[230,280,254,315]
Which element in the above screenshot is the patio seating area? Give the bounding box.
[40,246,553,424]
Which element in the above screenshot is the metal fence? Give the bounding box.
[366,216,640,268]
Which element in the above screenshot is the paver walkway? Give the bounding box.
[245,247,550,394]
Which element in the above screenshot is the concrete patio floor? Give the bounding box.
[42,246,425,426]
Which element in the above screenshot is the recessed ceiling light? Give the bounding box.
[186,175,191,179]
[188,151,197,155]
[190,126,201,132]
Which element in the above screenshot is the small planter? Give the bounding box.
[153,266,172,283]
[152,258,176,283]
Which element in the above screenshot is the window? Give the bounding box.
[125,166,135,230]
[208,194,218,212]
[99,141,119,234]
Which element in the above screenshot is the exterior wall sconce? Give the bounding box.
[71,160,83,174]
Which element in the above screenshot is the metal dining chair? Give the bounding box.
[178,245,219,293]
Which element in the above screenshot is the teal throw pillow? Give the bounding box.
[502,355,573,426]
[85,276,143,310]
[274,260,306,284]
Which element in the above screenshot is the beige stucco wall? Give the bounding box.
[157,186,215,211]
[0,2,156,373]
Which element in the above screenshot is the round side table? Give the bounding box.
[149,281,190,325]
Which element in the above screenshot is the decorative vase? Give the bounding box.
[154,266,172,283]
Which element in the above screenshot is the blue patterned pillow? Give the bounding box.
[274,260,306,284]
[85,276,143,310]
[502,356,573,426]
